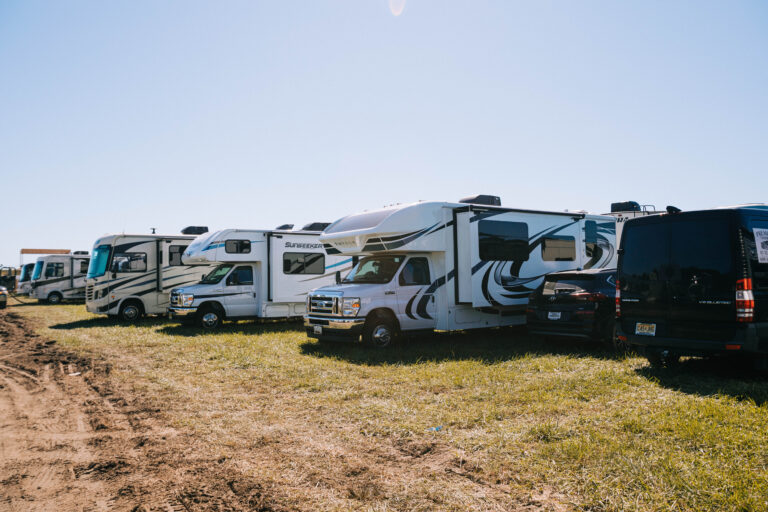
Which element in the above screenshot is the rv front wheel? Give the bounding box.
[198,305,223,329]
[47,292,63,305]
[363,315,397,348]
[118,300,143,322]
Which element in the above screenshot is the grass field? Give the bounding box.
[15,303,768,511]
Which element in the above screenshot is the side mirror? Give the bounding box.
[335,271,341,284]
[111,271,117,279]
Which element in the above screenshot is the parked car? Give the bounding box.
[0,286,8,309]
[526,268,616,343]
[616,205,768,368]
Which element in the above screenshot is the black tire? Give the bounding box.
[47,292,63,305]
[363,313,398,348]
[197,304,223,329]
[118,300,143,322]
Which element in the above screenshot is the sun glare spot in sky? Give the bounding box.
[389,0,406,16]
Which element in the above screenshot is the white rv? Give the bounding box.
[85,231,215,321]
[30,253,90,304]
[168,225,354,328]
[305,195,617,347]
[606,201,664,242]
[16,263,35,296]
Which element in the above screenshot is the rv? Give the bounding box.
[305,195,617,346]
[30,253,90,304]
[85,230,215,321]
[17,263,35,295]
[168,225,354,328]
[617,205,768,367]
[606,201,664,242]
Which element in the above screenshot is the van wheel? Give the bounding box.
[47,292,63,305]
[198,305,223,329]
[363,314,397,348]
[118,300,143,322]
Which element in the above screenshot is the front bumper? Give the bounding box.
[168,306,199,318]
[304,315,365,340]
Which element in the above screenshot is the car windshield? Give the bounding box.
[201,264,233,284]
[19,264,33,282]
[343,255,405,284]
[87,245,112,279]
[31,261,44,281]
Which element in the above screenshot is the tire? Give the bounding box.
[47,292,63,305]
[197,305,223,329]
[118,300,143,322]
[363,313,398,348]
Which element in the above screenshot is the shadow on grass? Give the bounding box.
[158,319,303,338]
[300,328,623,366]
[50,316,170,330]
[636,357,768,405]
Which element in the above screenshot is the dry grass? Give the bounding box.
[15,303,768,511]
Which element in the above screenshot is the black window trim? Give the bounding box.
[225,239,251,254]
[398,257,432,286]
[112,252,148,273]
[541,235,576,262]
[283,252,325,275]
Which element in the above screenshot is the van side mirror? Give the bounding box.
[335,271,341,284]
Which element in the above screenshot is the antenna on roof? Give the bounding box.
[151,227,156,234]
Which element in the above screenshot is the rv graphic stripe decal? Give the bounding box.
[325,258,354,269]
[415,270,456,320]
[361,221,452,252]
[31,276,72,288]
[404,288,423,320]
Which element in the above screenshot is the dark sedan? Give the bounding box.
[527,269,616,343]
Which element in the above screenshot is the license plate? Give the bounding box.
[313,325,323,335]
[635,322,656,336]
[547,311,561,320]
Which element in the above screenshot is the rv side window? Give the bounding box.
[399,257,431,286]
[225,240,251,254]
[44,263,64,278]
[111,253,147,273]
[79,260,89,274]
[226,266,253,286]
[541,236,575,261]
[283,253,325,275]
[169,245,187,266]
[478,220,529,262]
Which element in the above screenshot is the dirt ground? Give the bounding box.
[1,308,564,512]
[0,309,272,511]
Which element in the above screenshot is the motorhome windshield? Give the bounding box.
[19,264,33,282]
[200,264,233,284]
[87,245,112,279]
[31,261,44,281]
[343,256,405,284]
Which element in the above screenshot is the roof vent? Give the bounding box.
[276,224,294,230]
[666,205,681,214]
[181,226,209,235]
[459,194,501,206]
[610,201,641,213]
[73,251,89,255]
[301,222,331,232]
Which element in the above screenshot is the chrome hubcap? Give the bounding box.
[49,295,60,304]
[124,306,139,320]
[371,325,392,346]
[202,312,219,328]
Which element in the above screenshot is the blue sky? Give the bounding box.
[1,1,766,265]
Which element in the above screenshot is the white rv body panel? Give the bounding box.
[307,201,617,338]
[30,254,90,302]
[169,229,354,322]
[85,234,213,317]
[17,263,35,296]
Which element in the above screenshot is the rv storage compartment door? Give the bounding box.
[467,212,581,309]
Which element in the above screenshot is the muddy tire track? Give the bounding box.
[0,310,276,512]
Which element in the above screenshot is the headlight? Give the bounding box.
[342,297,360,317]
[181,294,194,307]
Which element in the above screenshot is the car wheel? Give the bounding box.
[118,300,143,322]
[363,314,397,348]
[47,292,63,305]
[198,305,223,329]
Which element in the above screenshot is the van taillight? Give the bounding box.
[615,279,621,317]
[736,278,754,323]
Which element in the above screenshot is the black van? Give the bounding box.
[616,205,768,366]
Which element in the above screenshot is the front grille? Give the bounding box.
[86,284,94,301]
[309,295,339,315]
